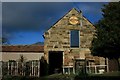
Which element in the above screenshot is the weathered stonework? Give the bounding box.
[44,8,105,67]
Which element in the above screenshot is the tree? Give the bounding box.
[40,56,48,76]
[18,55,26,76]
[91,2,120,71]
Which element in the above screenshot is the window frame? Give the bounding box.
[70,30,80,48]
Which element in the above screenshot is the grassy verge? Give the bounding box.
[2,72,120,80]
[40,73,76,80]
[75,71,120,80]
[2,74,76,80]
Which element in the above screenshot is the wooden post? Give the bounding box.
[63,52,64,74]
[17,62,18,75]
[34,67,35,76]
[95,65,97,74]
[73,66,75,74]
[8,62,9,75]
[63,66,64,74]
[106,58,109,72]
[73,60,75,74]
[11,62,12,75]
[38,61,40,77]
[32,61,33,76]
[30,63,31,76]
[68,67,70,74]
[88,62,90,73]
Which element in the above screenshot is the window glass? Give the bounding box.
[70,30,79,48]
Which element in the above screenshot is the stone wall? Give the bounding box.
[44,8,104,66]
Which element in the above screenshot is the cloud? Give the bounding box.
[2,2,75,42]
[2,2,107,41]
[2,2,74,32]
[74,2,108,23]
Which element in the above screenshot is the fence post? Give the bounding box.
[32,61,33,76]
[63,66,64,74]
[95,65,97,74]
[38,61,40,77]
[8,62,9,75]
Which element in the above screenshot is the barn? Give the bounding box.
[1,8,112,77]
[43,8,108,74]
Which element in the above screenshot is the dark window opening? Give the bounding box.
[70,30,79,48]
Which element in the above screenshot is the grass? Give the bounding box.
[97,71,120,76]
[88,71,120,76]
[40,73,76,80]
[75,71,120,80]
[2,72,120,80]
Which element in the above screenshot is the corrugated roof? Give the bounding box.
[2,45,44,52]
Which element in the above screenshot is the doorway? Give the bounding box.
[49,51,63,74]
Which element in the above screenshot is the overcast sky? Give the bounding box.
[2,2,108,45]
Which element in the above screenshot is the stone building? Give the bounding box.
[43,8,108,74]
